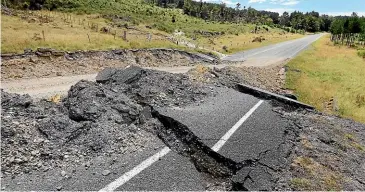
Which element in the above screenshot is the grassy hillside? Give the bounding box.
[1,0,303,54]
[286,35,365,123]
[1,11,181,53]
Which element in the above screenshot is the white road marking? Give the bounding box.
[99,147,171,192]
[224,39,299,61]
[288,34,323,58]
[211,100,264,151]
[99,100,264,191]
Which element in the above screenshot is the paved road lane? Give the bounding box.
[104,88,290,191]
[222,34,324,66]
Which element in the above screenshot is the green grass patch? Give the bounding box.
[286,35,365,123]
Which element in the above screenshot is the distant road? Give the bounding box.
[222,34,324,66]
[1,34,324,98]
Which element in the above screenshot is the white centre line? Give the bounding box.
[211,100,264,152]
[99,100,264,191]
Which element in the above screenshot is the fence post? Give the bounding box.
[123,31,127,41]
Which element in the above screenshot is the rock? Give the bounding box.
[43,167,49,172]
[84,161,91,168]
[95,68,118,83]
[1,91,33,108]
[56,185,63,191]
[56,72,63,76]
[102,170,111,176]
[61,170,66,177]
[29,56,38,63]
[37,115,84,142]
[1,126,15,138]
[100,27,110,33]
[96,66,145,84]
[36,52,52,57]
[37,47,54,53]
[24,48,33,54]
[52,50,65,56]
[31,150,39,156]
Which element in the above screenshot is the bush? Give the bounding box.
[358,50,365,58]
[222,45,228,52]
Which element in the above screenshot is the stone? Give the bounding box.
[52,50,65,56]
[37,47,54,53]
[102,170,111,176]
[29,56,38,63]
[96,66,145,84]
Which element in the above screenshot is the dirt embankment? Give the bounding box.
[188,64,288,95]
[1,48,218,80]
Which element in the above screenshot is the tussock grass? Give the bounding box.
[291,156,343,191]
[286,35,365,123]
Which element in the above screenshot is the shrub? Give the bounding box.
[357,50,365,58]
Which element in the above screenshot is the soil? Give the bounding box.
[188,64,288,94]
[1,48,217,80]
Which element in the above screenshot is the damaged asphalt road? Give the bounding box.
[2,66,364,191]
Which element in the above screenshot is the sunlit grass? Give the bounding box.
[198,29,303,53]
[1,12,180,53]
[286,35,365,123]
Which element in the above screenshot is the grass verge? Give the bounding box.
[286,34,365,123]
[198,30,303,54]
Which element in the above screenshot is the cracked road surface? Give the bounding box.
[1,34,323,99]
[3,87,294,191]
[1,35,322,190]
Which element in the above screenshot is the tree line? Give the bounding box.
[146,0,338,33]
[329,13,365,46]
[4,0,365,36]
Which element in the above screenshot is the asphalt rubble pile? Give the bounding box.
[2,66,365,190]
[1,66,216,177]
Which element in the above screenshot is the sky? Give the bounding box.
[195,0,365,16]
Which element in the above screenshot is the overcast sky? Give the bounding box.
[193,0,365,16]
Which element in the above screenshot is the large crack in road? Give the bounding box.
[0,66,286,190]
[2,66,364,191]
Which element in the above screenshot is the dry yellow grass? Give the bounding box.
[286,34,365,123]
[48,94,61,103]
[1,11,179,53]
[198,32,303,53]
[291,156,343,190]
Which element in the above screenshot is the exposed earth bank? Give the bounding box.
[1,48,218,80]
[1,66,365,191]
